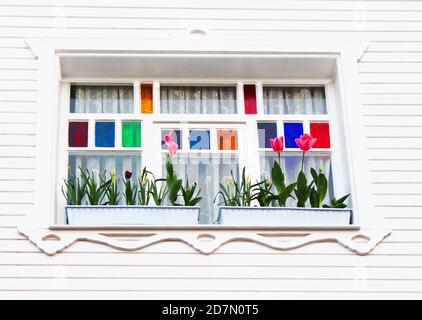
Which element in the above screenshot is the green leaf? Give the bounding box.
[271,160,285,194]
[309,188,319,208]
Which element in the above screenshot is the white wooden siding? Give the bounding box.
[0,0,421,298]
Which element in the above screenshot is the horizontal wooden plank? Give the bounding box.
[0,157,35,169]
[372,181,422,194]
[359,73,422,84]
[366,137,422,149]
[0,69,37,79]
[0,180,34,192]
[0,290,417,299]
[0,48,34,59]
[368,148,422,160]
[0,134,35,146]
[373,194,422,206]
[0,80,37,91]
[0,123,36,135]
[0,91,37,102]
[367,42,422,52]
[361,83,422,94]
[361,52,422,62]
[0,192,33,204]
[0,203,32,216]
[3,6,422,22]
[1,263,422,280]
[0,169,34,180]
[370,170,422,183]
[0,146,35,157]
[359,63,422,73]
[364,105,422,116]
[365,126,422,138]
[362,94,422,105]
[1,0,422,11]
[364,115,422,126]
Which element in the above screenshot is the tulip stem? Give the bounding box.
[301,152,305,173]
[278,152,281,167]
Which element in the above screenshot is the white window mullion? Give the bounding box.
[153,81,160,114]
[237,81,244,115]
[134,80,140,114]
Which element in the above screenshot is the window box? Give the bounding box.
[218,206,352,226]
[66,205,200,226]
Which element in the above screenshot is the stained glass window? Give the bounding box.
[257,122,277,148]
[244,84,257,114]
[95,122,115,148]
[283,122,304,148]
[122,121,141,148]
[217,129,238,150]
[68,122,88,147]
[189,130,210,150]
[141,84,153,114]
[310,122,331,148]
[161,130,182,150]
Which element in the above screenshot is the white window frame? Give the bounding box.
[16,37,392,257]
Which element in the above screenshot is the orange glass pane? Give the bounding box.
[140,84,153,113]
[217,129,238,150]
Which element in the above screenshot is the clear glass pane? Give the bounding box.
[68,153,142,205]
[263,86,327,114]
[70,85,134,113]
[164,153,239,224]
[160,86,237,114]
[259,153,333,207]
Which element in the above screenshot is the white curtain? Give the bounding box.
[68,154,142,205]
[260,153,332,207]
[160,86,237,114]
[263,87,327,114]
[168,154,239,224]
[72,85,133,113]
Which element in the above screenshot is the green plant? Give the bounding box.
[323,194,350,209]
[80,168,109,205]
[294,171,314,208]
[181,180,202,206]
[216,167,261,207]
[137,167,152,205]
[256,178,274,207]
[309,167,328,208]
[165,156,183,206]
[150,178,168,206]
[123,170,137,205]
[104,170,120,205]
[61,167,87,205]
[270,160,296,207]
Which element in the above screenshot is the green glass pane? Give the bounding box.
[122,121,141,147]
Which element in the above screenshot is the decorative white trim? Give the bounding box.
[18,227,390,256]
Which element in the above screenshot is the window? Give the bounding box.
[57,80,349,225]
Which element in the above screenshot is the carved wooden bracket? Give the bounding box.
[18,226,391,256]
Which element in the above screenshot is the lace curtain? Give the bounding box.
[160,86,237,114]
[168,154,239,224]
[70,85,134,113]
[263,86,327,114]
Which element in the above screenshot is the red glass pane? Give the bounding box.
[310,122,330,148]
[69,122,88,147]
[244,84,257,114]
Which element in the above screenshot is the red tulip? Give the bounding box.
[125,170,132,180]
[270,136,284,154]
[295,134,317,152]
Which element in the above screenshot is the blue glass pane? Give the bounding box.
[189,130,210,150]
[161,130,182,150]
[284,122,303,148]
[95,122,115,147]
[257,122,277,148]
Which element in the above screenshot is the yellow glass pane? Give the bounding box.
[217,129,238,150]
[140,84,153,114]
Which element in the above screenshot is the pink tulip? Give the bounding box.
[164,131,174,144]
[167,141,178,157]
[270,136,284,154]
[295,134,317,152]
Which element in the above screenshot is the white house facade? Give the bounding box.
[0,0,421,299]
